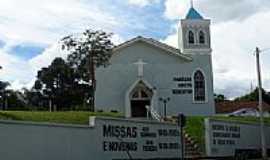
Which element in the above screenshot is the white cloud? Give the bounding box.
[162,7,270,98]
[128,0,159,7]
[0,0,125,90]
[29,32,124,72]
[164,0,270,23]
[0,0,120,45]
[0,42,76,90]
[111,34,125,45]
[29,43,68,72]
[0,32,124,90]
[164,0,189,20]
[29,32,124,71]
[161,24,178,48]
[0,49,35,89]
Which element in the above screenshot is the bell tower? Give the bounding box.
[178,4,211,54]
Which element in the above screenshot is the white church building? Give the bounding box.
[95,6,215,118]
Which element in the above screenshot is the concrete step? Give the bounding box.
[183,130,202,158]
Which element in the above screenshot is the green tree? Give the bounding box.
[35,58,77,110]
[214,93,227,102]
[33,57,93,111]
[0,81,9,110]
[61,29,114,111]
[23,88,45,110]
[3,90,28,110]
[234,88,270,104]
[0,81,9,91]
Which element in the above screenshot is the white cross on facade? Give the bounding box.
[134,59,147,78]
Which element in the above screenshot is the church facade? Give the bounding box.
[95,7,215,117]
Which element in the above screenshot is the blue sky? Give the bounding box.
[0,40,5,48]
[0,0,270,98]
[9,44,46,60]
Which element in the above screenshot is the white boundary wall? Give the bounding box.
[205,118,270,157]
[0,117,182,160]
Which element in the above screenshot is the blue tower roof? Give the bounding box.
[185,7,203,19]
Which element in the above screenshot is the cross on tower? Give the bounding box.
[134,59,147,78]
[190,0,194,8]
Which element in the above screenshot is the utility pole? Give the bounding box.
[255,47,267,159]
[0,66,2,110]
[89,51,96,112]
[4,92,10,110]
[49,99,52,112]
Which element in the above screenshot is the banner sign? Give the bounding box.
[205,118,270,157]
[90,117,182,160]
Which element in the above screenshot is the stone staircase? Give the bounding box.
[183,130,202,159]
[146,114,203,159]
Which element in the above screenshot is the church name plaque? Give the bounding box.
[172,76,193,95]
[177,83,192,88]
[173,77,192,82]
[172,89,192,95]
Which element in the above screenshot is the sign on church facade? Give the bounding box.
[95,6,215,117]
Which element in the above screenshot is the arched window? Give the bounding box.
[199,31,205,44]
[194,70,206,102]
[188,31,195,44]
[131,88,152,100]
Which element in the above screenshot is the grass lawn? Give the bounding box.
[184,116,206,153]
[0,111,123,125]
[213,116,270,124]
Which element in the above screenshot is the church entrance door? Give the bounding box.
[131,100,150,117]
[129,80,153,118]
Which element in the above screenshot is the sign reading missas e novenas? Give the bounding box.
[102,124,181,152]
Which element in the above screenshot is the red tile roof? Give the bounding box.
[216,101,270,114]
